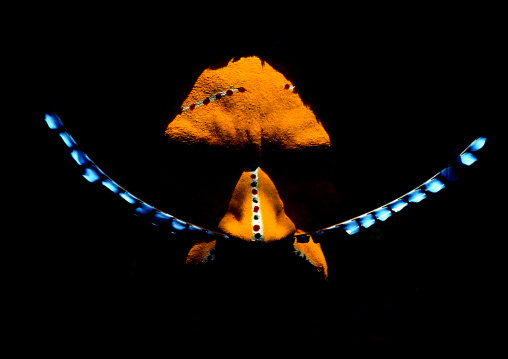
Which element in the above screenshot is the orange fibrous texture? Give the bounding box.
[165,56,331,277]
[165,56,330,154]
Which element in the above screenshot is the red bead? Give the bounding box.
[252,189,258,195]
[292,87,298,94]
[253,225,260,232]
[226,89,234,96]
[189,103,196,110]
[203,97,210,105]
[215,93,222,100]
[251,174,256,179]
[284,84,290,90]
[253,206,259,213]
[238,87,246,92]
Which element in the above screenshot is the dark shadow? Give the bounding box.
[22,22,498,357]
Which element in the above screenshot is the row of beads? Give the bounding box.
[179,87,246,113]
[250,166,264,241]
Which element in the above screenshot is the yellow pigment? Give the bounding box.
[166,56,330,277]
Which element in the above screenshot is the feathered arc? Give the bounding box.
[44,113,487,250]
[296,135,487,243]
[44,113,229,243]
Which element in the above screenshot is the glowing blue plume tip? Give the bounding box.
[390,199,408,213]
[374,208,392,221]
[359,214,376,228]
[171,218,188,231]
[70,150,89,166]
[82,167,101,183]
[59,132,77,149]
[44,113,63,130]
[469,137,486,152]
[101,179,120,193]
[119,192,136,204]
[460,152,478,166]
[343,220,360,235]
[135,203,155,216]
[408,189,427,203]
[152,212,173,225]
[425,178,445,193]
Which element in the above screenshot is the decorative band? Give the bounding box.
[250,166,264,241]
[178,87,246,114]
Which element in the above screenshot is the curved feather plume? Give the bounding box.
[295,136,487,242]
[44,113,229,241]
[45,113,486,245]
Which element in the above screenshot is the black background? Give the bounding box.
[11,9,501,358]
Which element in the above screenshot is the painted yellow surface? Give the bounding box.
[185,239,217,265]
[218,168,296,242]
[294,234,328,279]
[217,171,256,241]
[166,56,332,276]
[165,56,330,154]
